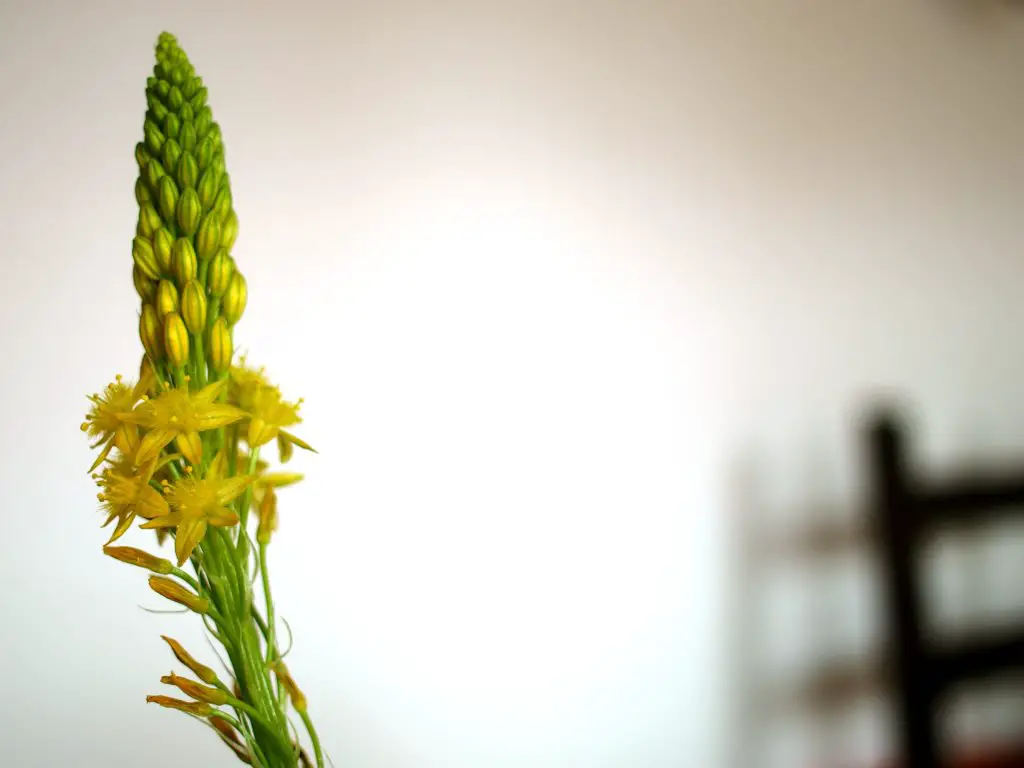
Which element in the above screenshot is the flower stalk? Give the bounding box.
[82,32,322,768]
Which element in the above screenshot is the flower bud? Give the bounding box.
[153,227,173,274]
[182,76,198,100]
[103,545,173,575]
[195,106,213,137]
[148,100,169,124]
[257,487,277,545]
[197,167,219,211]
[190,86,208,111]
[179,102,195,124]
[135,142,150,168]
[138,204,162,239]
[167,85,184,111]
[208,316,233,374]
[179,121,197,152]
[135,177,150,206]
[176,188,201,235]
[157,175,179,221]
[154,79,170,101]
[163,111,181,141]
[144,119,165,154]
[132,236,160,280]
[172,238,198,285]
[196,212,221,262]
[222,272,247,326]
[145,695,213,717]
[170,65,185,86]
[196,136,214,171]
[207,249,234,297]
[176,151,199,190]
[160,672,228,705]
[148,575,209,613]
[164,312,190,368]
[161,137,181,174]
[143,158,166,194]
[272,662,307,712]
[156,279,179,316]
[160,636,219,685]
[213,181,232,220]
[181,279,207,334]
[139,304,164,361]
[209,124,223,152]
[220,209,239,252]
[133,265,156,302]
[211,152,226,180]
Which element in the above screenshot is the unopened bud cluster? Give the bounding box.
[132,33,243,377]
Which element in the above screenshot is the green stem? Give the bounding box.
[259,541,276,665]
[299,709,324,768]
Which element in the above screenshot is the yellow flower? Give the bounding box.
[81,371,154,472]
[94,455,169,543]
[246,386,303,447]
[141,456,253,565]
[123,378,245,466]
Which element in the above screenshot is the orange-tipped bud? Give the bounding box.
[257,487,277,545]
[160,672,228,705]
[148,576,209,614]
[145,694,214,717]
[272,662,307,712]
[160,635,219,685]
[103,546,173,574]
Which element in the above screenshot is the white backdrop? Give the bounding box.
[2,1,1024,766]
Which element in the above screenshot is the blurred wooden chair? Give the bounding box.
[869,411,1024,768]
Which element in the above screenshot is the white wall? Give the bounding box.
[2,1,1024,766]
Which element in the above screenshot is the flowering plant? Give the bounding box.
[81,32,323,767]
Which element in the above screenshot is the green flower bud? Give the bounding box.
[176,187,201,235]
[220,210,239,252]
[153,228,174,274]
[163,112,180,140]
[207,249,234,297]
[181,279,207,334]
[208,124,223,151]
[190,86,208,111]
[172,238,198,286]
[135,142,150,168]
[182,76,198,100]
[208,316,232,374]
[138,204,162,239]
[164,312,190,369]
[167,85,184,111]
[170,65,185,86]
[160,138,181,176]
[133,264,156,302]
[176,151,198,189]
[156,279,179,316]
[196,212,221,262]
[179,103,195,124]
[211,151,226,179]
[157,176,179,221]
[196,136,214,171]
[197,167,219,211]
[179,121,197,152]
[132,236,160,280]
[144,120,165,154]
[143,158,166,193]
[139,304,164,362]
[222,272,247,326]
[147,94,169,123]
[195,107,212,138]
[135,177,150,206]
[213,183,232,220]
[154,80,170,101]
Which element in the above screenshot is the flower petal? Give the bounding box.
[280,430,317,454]
[174,517,208,566]
[140,510,183,529]
[195,378,228,404]
[247,418,277,447]
[194,404,247,431]
[176,431,203,466]
[214,475,253,506]
[208,506,240,527]
[137,485,170,520]
[88,439,115,473]
[258,472,304,488]
[106,511,137,544]
[136,429,176,465]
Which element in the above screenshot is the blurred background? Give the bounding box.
[2,0,1024,766]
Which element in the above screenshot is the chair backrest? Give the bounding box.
[869,412,1024,768]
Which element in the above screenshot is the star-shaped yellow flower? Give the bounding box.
[81,370,154,472]
[123,379,245,466]
[140,454,253,565]
[95,454,169,543]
